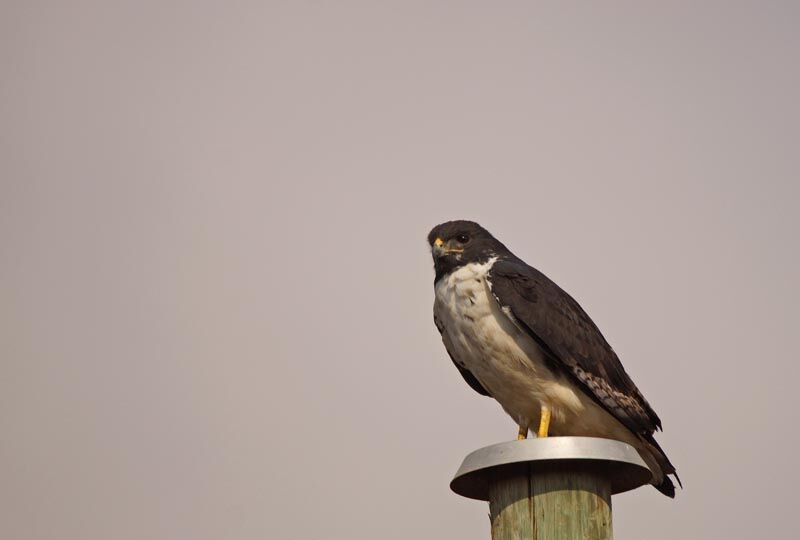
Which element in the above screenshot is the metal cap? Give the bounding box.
[450,437,653,500]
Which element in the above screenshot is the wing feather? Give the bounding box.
[488,259,661,435]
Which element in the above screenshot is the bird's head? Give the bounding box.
[428,220,509,281]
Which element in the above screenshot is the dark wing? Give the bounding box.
[434,313,491,397]
[488,259,660,435]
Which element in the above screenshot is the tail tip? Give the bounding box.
[654,476,676,498]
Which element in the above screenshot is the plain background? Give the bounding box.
[2,2,799,539]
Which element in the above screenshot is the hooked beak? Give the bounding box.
[432,237,463,258]
[432,237,446,258]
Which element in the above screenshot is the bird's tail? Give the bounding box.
[640,432,682,498]
[654,473,676,497]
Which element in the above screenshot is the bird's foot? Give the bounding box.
[517,425,527,440]
[537,406,551,438]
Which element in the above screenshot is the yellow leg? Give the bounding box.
[537,406,551,438]
[517,425,527,440]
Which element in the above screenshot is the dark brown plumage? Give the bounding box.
[428,220,680,497]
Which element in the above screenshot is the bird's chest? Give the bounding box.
[433,262,526,374]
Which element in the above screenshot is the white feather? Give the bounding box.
[433,258,639,445]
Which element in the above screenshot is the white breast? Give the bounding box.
[433,258,585,429]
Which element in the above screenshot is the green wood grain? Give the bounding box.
[489,468,533,540]
[488,465,612,540]
[531,467,612,540]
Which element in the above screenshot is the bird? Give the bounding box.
[428,220,680,497]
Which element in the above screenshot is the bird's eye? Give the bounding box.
[456,233,470,244]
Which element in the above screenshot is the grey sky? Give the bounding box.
[2,2,799,539]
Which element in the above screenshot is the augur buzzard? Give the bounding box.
[429,220,680,497]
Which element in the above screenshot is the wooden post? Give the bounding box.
[489,467,534,540]
[450,438,651,540]
[489,464,612,540]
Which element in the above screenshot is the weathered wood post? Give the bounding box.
[450,437,652,540]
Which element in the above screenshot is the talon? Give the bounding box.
[537,406,551,438]
[517,425,527,440]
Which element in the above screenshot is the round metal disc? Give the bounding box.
[450,436,653,500]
